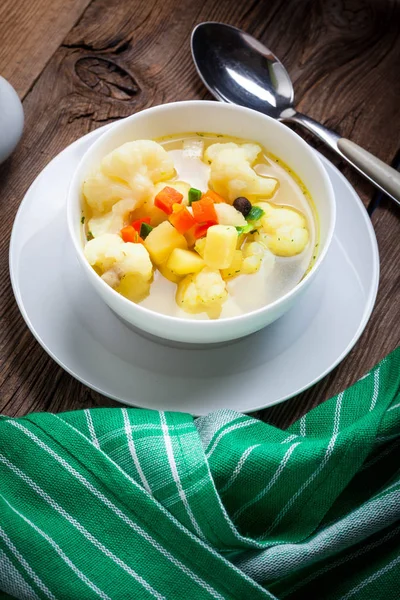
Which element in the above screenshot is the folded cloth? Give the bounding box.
[0,349,399,600]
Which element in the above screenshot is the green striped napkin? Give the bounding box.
[0,348,399,599]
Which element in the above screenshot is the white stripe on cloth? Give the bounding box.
[264,393,343,536]
[0,453,165,599]
[50,415,275,593]
[121,409,152,494]
[282,523,400,598]
[281,434,298,444]
[299,415,306,437]
[8,421,228,600]
[234,443,300,522]
[206,420,258,459]
[0,526,55,600]
[159,412,205,541]
[0,547,41,600]
[220,445,260,494]
[369,367,380,411]
[388,401,400,412]
[96,422,191,448]
[339,553,400,600]
[84,410,100,449]
[0,497,110,600]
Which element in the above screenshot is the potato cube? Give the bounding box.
[220,250,243,280]
[158,263,183,284]
[194,237,207,258]
[166,249,204,276]
[144,221,187,265]
[204,225,237,270]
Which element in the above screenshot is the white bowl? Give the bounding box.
[67,101,335,344]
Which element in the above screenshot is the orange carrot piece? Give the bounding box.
[202,190,225,203]
[121,226,144,244]
[154,186,183,215]
[192,197,218,225]
[169,205,196,234]
[121,226,137,243]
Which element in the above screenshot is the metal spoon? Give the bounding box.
[191,22,400,206]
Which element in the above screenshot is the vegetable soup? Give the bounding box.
[82,134,318,320]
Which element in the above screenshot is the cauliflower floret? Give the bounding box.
[84,234,125,271]
[205,142,278,203]
[176,268,228,318]
[83,140,175,214]
[115,243,153,280]
[214,203,247,227]
[83,171,135,214]
[116,274,151,303]
[101,140,175,188]
[254,202,309,257]
[241,241,265,274]
[84,234,153,292]
[204,143,261,164]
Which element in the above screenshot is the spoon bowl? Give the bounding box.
[191,22,294,119]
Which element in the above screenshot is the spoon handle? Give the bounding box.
[284,112,400,207]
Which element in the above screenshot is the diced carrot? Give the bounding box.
[192,197,218,225]
[169,205,196,234]
[154,186,184,215]
[132,217,151,232]
[193,223,212,240]
[120,226,144,244]
[120,225,136,243]
[202,190,226,203]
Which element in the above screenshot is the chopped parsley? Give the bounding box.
[246,206,265,222]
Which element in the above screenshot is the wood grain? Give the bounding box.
[0,0,399,421]
[0,0,92,99]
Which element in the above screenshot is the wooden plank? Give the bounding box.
[0,0,93,98]
[0,0,399,418]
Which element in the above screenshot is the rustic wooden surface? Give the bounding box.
[0,0,399,424]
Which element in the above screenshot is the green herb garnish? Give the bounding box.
[246,206,265,222]
[188,187,202,205]
[87,231,94,241]
[140,222,153,239]
[81,216,85,224]
[235,224,254,235]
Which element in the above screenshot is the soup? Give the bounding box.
[82,133,318,320]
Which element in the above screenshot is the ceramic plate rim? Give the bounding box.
[9,126,380,412]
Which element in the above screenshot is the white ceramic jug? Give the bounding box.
[0,76,24,163]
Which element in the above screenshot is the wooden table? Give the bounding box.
[1,0,399,426]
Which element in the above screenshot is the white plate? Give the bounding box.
[9,127,379,415]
